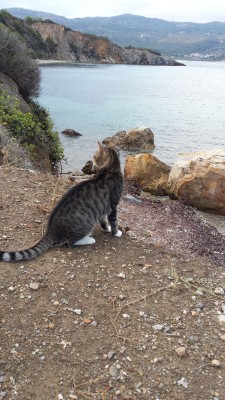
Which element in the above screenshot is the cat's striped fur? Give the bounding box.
[0,142,123,263]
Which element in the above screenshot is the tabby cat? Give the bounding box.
[0,142,123,263]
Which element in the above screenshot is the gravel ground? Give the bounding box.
[0,166,225,400]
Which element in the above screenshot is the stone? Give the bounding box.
[109,364,119,377]
[152,324,164,332]
[61,129,82,137]
[177,377,188,389]
[211,359,221,367]
[29,282,39,290]
[214,287,225,295]
[102,127,155,151]
[168,148,225,215]
[175,346,186,357]
[124,153,170,195]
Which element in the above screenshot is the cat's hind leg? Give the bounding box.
[100,216,111,232]
[73,235,96,246]
[108,208,122,237]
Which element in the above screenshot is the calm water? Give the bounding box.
[39,61,225,171]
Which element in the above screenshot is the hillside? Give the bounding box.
[0,11,183,65]
[5,8,225,59]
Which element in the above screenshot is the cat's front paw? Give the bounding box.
[114,229,122,238]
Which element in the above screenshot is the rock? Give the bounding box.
[74,308,82,315]
[152,324,164,332]
[102,127,155,151]
[211,359,221,367]
[177,377,188,389]
[109,364,119,377]
[108,351,116,359]
[61,129,82,137]
[8,286,16,292]
[81,160,93,174]
[29,282,39,290]
[175,346,186,357]
[168,148,225,215]
[214,287,225,295]
[124,153,170,195]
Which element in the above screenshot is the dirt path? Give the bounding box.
[0,166,225,400]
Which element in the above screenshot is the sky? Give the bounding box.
[1,0,225,23]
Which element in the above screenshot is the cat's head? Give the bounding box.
[92,142,120,173]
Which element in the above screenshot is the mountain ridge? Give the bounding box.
[0,10,183,66]
[4,7,225,59]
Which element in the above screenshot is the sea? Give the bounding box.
[38,60,225,172]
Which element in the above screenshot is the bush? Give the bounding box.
[0,24,40,100]
[0,88,64,172]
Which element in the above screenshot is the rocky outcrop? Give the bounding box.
[168,149,225,215]
[122,48,183,66]
[103,127,155,151]
[61,128,82,137]
[124,153,171,195]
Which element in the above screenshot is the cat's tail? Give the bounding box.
[0,233,53,263]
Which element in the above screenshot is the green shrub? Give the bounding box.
[0,23,40,100]
[0,88,64,172]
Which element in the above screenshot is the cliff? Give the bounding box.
[0,11,184,65]
[32,21,183,65]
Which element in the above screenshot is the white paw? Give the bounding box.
[74,236,96,246]
[114,229,122,238]
[105,225,112,233]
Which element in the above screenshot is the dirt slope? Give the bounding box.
[0,166,225,400]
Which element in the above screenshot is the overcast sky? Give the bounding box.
[2,0,225,22]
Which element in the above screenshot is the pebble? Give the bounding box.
[126,231,137,240]
[58,395,64,400]
[152,324,164,332]
[108,351,116,359]
[74,309,82,315]
[196,302,204,310]
[29,282,39,290]
[211,359,221,367]
[118,272,126,279]
[214,287,224,295]
[177,377,188,389]
[123,313,130,319]
[48,322,55,330]
[175,346,186,357]
[220,334,225,341]
[8,286,15,292]
[109,364,119,377]
[218,315,225,323]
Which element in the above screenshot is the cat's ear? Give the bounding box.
[98,141,106,154]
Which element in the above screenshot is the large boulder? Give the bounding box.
[102,127,155,151]
[124,153,171,195]
[168,148,225,215]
